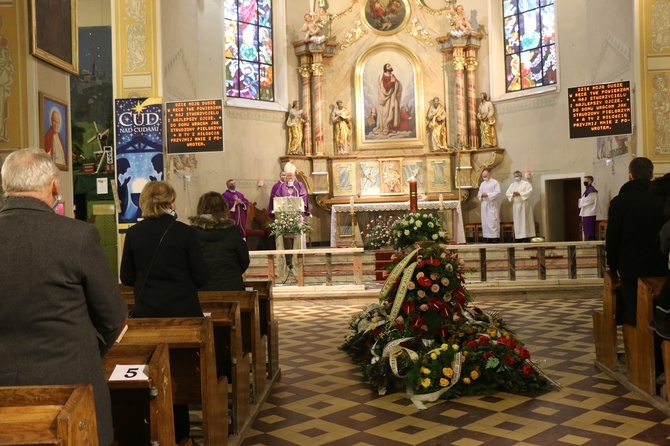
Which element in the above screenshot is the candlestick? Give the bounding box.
[409,179,418,213]
[349,196,355,213]
[439,193,444,211]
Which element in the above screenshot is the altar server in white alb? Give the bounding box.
[505,170,536,242]
[477,168,501,243]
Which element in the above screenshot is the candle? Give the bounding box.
[409,179,418,213]
[439,194,444,211]
[350,196,355,213]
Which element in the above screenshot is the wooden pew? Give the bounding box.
[663,341,670,402]
[593,270,620,370]
[244,280,280,380]
[103,343,175,445]
[0,384,99,445]
[119,317,228,445]
[199,290,266,400]
[199,301,250,434]
[622,276,667,395]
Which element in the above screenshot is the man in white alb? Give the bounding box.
[477,168,501,243]
[505,170,536,242]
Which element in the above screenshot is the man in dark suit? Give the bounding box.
[606,157,667,324]
[0,148,127,445]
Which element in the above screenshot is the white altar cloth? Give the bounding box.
[330,200,465,247]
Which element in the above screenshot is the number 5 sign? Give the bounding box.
[109,364,149,381]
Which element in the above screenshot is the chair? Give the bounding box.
[501,222,514,243]
[597,220,608,240]
[465,223,477,243]
[246,202,271,250]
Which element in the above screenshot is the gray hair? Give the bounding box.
[1,148,58,197]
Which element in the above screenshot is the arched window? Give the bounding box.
[503,0,556,93]
[224,0,274,102]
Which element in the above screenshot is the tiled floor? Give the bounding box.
[205,298,670,445]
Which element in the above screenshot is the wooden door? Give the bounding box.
[563,179,582,241]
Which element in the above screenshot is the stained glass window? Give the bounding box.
[503,0,556,93]
[224,0,274,101]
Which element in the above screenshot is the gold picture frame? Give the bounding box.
[379,158,404,195]
[39,92,69,171]
[355,43,426,150]
[333,161,358,197]
[29,0,79,74]
[360,0,412,36]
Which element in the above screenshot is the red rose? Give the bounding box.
[396,324,405,331]
[417,277,433,287]
[497,337,508,346]
[519,348,531,359]
[483,351,494,361]
[402,301,415,315]
[504,355,515,366]
[479,336,490,346]
[467,340,478,349]
[523,365,534,375]
[507,342,517,350]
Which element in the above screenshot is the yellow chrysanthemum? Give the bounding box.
[451,344,459,351]
[421,367,431,375]
[430,352,438,360]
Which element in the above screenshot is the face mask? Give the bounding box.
[52,195,62,210]
[583,181,589,187]
[287,180,294,187]
[483,177,489,182]
[514,177,521,182]
[229,184,236,191]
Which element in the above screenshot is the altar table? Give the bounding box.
[330,200,465,247]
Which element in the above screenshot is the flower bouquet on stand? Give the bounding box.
[361,215,396,250]
[341,212,556,407]
[268,210,312,238]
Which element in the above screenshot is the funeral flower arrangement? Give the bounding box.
[362,215,397,250]
[268,210,312,237]
[389,212,447,250]
[341,213,554,406]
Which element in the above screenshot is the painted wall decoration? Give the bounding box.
[361,0,411,36]
[30,0,78,74]
[360,161,381,196]
[427,157,451,193]
[115,97,163,226]
[333,161,357,196]
[39,92,69,171]
[380,158,403,195]
[355,43,425,149]
[402,159,424,193]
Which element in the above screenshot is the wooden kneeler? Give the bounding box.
[593,270,620,370]
[103,343,175,445]
[622,277,666,395]
[0,384,99,445]
[119,317,228,445]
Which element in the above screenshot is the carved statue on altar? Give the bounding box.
[426,97,448,152]
[446,2,474,37]
[300,12,326,44]
[330,100,352,154]
[477,93,498,148]
[287,100,307,155]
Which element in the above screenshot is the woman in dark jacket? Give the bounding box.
[189,191,250,291]
[120,180,209,442]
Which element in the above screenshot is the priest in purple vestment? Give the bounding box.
[269,171,310,216]
[222,179,249,236]
[268,171,287,212]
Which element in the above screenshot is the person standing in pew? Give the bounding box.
[189,192,250,291]
[0,148,127,446]
[649,173,670,339]
[606,157,666,325]
[120,180,209,443]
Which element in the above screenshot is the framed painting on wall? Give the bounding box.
[29,0,79,74]
[427,157,452,193]
[379,158,403,195]
[361,0,411,36]
[39,92,69,171]
[355,43,425,150]
[360,161,380,196]
[333,161,357,196]
[402,159,424,194]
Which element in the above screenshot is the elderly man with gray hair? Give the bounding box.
[0,148,127,445]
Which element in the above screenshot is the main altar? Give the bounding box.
[278,0,506,242]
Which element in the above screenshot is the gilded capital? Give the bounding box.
[453,56,466,71]
[311,62,324,76]
[465,57,478,71]
[298,65,312,78]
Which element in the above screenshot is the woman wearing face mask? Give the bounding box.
[120,180,209,443]
[505,170,536,242]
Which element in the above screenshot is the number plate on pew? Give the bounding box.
[109,365,149,381]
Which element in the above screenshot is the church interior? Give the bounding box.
[2,0,670,444]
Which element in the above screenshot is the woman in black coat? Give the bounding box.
[120,181,209,442]
[189,191,250,291]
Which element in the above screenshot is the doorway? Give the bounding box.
[542,173,584,242]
